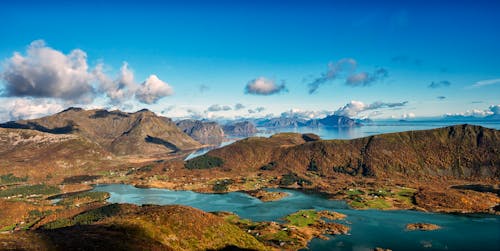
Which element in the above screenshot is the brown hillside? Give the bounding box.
[0,127,116,182]
[200,124,500,180]
[0,108,201,156]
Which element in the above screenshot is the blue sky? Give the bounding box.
[0,0,499,121]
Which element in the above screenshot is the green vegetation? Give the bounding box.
[365,198,392,209]
[57,191,109,206]
[43,204,122,229]
[213,179,234,192]
[138,165,153,172]
[0,173,27,184]
[346,189,365,196]
[396,188,416,206]
[307,160,318,172]
[0,184,60,198]
[62,175,100,184]
[185,155,224,169]
[284,210,318,227]
[280,173,312,186]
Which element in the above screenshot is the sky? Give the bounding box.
[0,0,499,122]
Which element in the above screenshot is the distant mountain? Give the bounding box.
[257,117,308,128]
[176,119,225,145]
[222,121,258,137]
[0,108,201,156]
[257,114,360,129]
[310,114,360,127]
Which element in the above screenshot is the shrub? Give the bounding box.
[0,173,28,184]
[213,179,234,192]
[185,155,224,169]
[280,173,312,187]
[260,162,277,171]
[307,160,318,172]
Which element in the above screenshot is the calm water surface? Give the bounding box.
[93,184,500,251]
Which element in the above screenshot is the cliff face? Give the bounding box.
[0,108,201,156]
[176,119,225,145]
[200,125,500,180]
[222,121,258,137]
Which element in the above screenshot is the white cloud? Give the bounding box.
[0,98,64,122]
[401,112,416,119]
[334,100,408,117]
[136,75,173,104]
[471,78,500,88]
[1,40,94,102]
[445,105,499,118]
[244,77,287,95]
[207,104,232,112]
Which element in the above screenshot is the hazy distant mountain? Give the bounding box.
[257,117,308,128]
[176,119,225,145]
[257,114,360,128]
[222,121,258,136]
[0,108,201,156]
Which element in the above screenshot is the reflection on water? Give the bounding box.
[94,184,500,251]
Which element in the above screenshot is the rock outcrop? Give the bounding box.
[222,121,258,137]
[176,119,225,145]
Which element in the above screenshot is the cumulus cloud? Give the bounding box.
[345,68,388,86]
[207,104,232,112]
[334,100,408,117]
[307,58,357,94]
[94,62,137,104]
[136,75,173,104]
[0,98,64,122]
[244,77,287,95]
[428,80,451,88]
[471,78,500,88]
[1,40,94,102]
[234,103,245,110]
[0,40,175,107]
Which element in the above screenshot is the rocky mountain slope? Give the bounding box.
[194,124,500,180]
[176,119,225,145]
[222,121,258,137]
[0,108,201,156]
